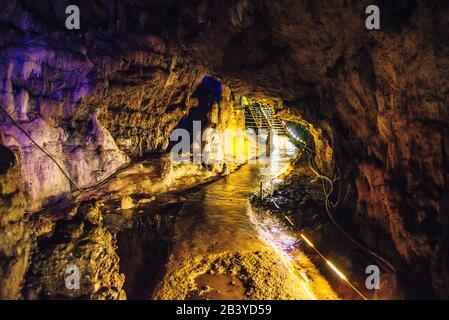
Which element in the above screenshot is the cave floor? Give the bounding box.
[152,140,338,300]
[27,138,340,300]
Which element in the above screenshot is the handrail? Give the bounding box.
[260,105,275,128]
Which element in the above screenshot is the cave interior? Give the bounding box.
[0,0,448,300]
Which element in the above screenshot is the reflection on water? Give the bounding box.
[248,202,339,300]
[154,136,338,299]
[190,136,298,254]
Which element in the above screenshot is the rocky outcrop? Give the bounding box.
[0,145,30,299]
[24,200,126,300]
[0,1,205,210]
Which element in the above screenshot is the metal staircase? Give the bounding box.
[263,107,287,135]
[244,104,287,135]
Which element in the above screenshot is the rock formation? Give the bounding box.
[24,200,126,299]
[0,0,448,299]
[0,145,30,299]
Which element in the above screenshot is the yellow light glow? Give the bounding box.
[284,215,295,227]
[326,261,346,280]
[300,234,315,248]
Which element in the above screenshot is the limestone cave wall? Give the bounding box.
[173,0,449,297]
[0,0,448,298]
[0,0,206,210]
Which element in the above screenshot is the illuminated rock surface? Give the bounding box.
[0,146,30,299]
[24,201,126,299]
[0,1,448,299]
[154,139,337,300]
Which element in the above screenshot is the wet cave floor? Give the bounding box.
[152,140,337,300]
[26,140,387,300]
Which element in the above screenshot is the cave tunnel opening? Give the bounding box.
[167,76,228,165]
[115,76,227,299]
[172,76,222,139]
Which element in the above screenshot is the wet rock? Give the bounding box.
[0,145,31,300]
[138,196,156,204]
[116,209,177,299]
[0,7,206,210]
[120,196,134,210]
[23,201,126,300]
[30,216,54,238]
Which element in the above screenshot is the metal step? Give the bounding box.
[243,103,287,135]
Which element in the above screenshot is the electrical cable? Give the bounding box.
[0,104,82,192]
[296,140,397,273]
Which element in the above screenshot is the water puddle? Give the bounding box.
[153,137,338,300]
